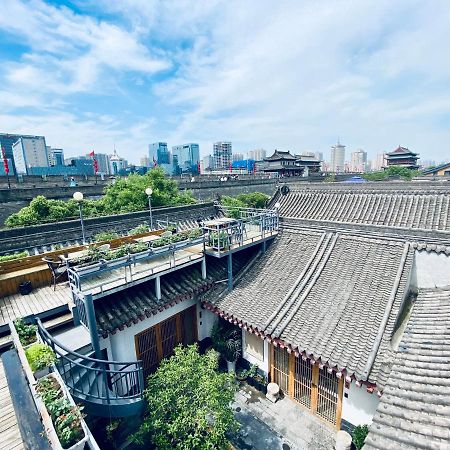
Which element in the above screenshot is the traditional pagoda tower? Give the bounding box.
[385,146,419,170]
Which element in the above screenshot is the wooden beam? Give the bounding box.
[269,343,274,383]
[311,363,319,415]
[336,376,344,430]
[288,352,295,398]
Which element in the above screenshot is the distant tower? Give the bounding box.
[330,140,346,173]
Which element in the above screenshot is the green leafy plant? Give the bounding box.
[208,231,229,249]
[188,228,203,239]
[0,251,29,263]
[93,230,119,242]
[25,343,56,372]
[132,344,239,449]
[211,320,241,362]
[14,318,37,346]
[151,237,171,248]
[128,223,149,235]
[352,424,369,450]
[37,376,85,448]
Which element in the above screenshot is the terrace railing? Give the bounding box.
[67,235,205,298]
[37,318,144,417]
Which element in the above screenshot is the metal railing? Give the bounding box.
[204,207,279,256]
[37,318,144,404]
[67,235,205,296]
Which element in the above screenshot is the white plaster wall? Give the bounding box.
[108,298,197,362]
[342,383,379,426]
[415,251,450,288]
[197,307,217,341]
[241,330,270,374]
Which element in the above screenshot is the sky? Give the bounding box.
[1,0,450,165]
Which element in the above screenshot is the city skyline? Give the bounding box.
[1,1,450,164]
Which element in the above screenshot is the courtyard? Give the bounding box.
[232,384,335,450]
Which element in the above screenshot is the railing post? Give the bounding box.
[155,276,161,300]
[201,257,207,280]
[102,362,110,404]
[84,293,102,359]
[227,253,233,290]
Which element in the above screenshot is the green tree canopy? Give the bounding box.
[132,344,239,450]
[5,168,196,227]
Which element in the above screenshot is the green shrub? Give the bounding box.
[93,230,120,242]
[14,318,37,346]
[128,223,149,235]
[236,192,270,209]
[352,424,369,450]
[25,343,56,372]
[0,251,29,263]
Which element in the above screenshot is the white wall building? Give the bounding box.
[12,136,48,174]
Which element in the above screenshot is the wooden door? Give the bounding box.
[272,346,290,393]
[135,305,198,382]
[270,344,343,429]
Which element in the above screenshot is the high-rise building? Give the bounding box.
[200,155,213,173]
[350,149,368,173]
[371,153,386,171]
[109,149,127,175]
[172,143,200,174]
[329,141,345,173]
[0,133,46,173]
[95,153,111,174]
[12,136,48,174]
[149,142,170,165]
[140,156,150,168]
[213,141,232,169]
[248,148,266,161]
[47,147,65,166]
[232,152,244,162]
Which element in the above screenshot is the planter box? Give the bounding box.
[37,373,89,450]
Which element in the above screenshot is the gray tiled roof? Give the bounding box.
[211,229,413,383]
[364,287,450,450]
[275,189,450,231]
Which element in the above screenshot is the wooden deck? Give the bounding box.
[0,285,71,327]
[0,360,24,450]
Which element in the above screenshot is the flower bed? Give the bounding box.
[36,373,88,450]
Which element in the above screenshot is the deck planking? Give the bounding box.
[0,360,24,450]
[0,285,71,326]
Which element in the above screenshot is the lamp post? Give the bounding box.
[145,187,153,230]
[73,191,86,244]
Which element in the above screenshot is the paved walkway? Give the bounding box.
[232,384,335,450]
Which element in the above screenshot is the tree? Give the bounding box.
[132,345,239,450]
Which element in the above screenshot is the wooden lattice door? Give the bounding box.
[272,346,290,393]
[294,357,313,408]
[270,344,343,429]
[135,305,198,382]
[316,366,342,426]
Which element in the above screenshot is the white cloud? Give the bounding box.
[1,0,450,164]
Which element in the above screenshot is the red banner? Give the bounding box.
[1,147,9,174]
[93,158,98,174]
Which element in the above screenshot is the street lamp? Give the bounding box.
[145,187,153,230]
[73,191,86,244]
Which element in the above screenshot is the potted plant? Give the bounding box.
[36,374,88,450]
[235,367,248,382]
[14,318,37,346]
[208,231,229,250]
[25,343,57,379]
[210,321,241,374]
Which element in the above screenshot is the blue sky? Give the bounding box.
[1,0,450,164]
